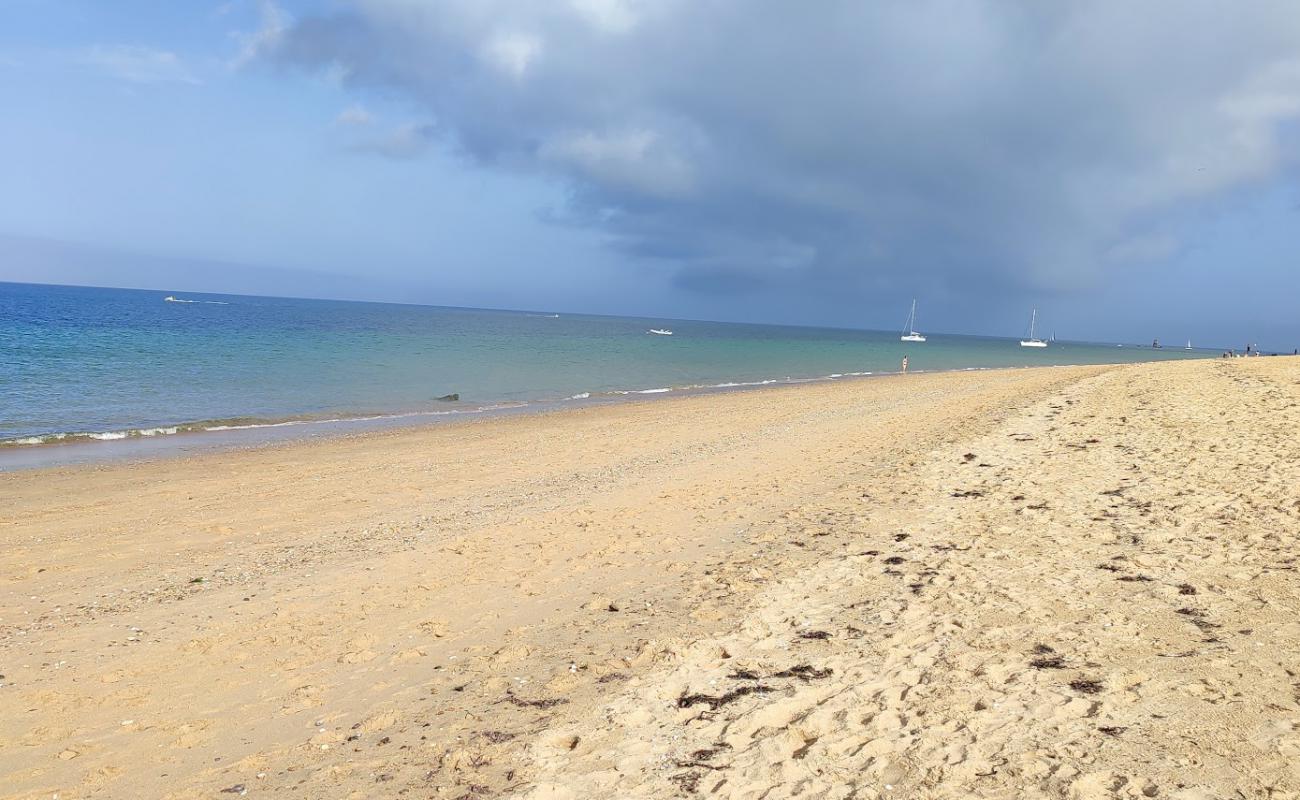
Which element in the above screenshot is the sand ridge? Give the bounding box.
[2,360,1297,798]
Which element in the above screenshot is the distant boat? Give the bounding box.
[900,299,927,342]
[162,295,228,305]
[648,328,673,336]
[1152,338,1162,349]
[1185,339,1193,350]
[1020,309,1048,347]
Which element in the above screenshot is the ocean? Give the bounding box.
[1,281,1209,459]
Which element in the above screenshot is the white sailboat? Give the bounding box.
[1185,339,1193,350]
[1020,309,1048,348]
[900,299,926,342]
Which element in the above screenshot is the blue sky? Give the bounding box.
[2,1,1299,349]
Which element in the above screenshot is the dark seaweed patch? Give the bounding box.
[798,630,832,640]
[772,664,833,681]
[669,771,701,793]
[504,691,569,709]
[676,685,773,710]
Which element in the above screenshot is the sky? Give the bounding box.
[2,1,1299,348]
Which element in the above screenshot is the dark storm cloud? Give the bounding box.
[266,1,1300,302]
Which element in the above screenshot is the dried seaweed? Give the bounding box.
[676,685,773,710]
[504,691,569,709]
[771,664,833,681]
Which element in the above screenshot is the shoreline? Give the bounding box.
[0,356,1215,472]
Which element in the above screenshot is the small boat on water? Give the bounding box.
[1185,339,1193,350]
[648,328,673,336]
[1020,309,1048,347]
[900,299,926,342]
[164,295,179,302]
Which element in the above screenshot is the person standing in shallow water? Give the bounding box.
[902,356,909,373]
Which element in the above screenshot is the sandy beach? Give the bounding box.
[2,358,1298,799]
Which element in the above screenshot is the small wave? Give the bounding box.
[202,403,530,432]
[574,373,873,402]
[7,433,68,445]
[2,426,181,447]
[1,403,535,448]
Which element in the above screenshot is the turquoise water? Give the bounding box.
[1,281,1210,448]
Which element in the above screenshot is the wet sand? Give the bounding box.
[2,359,1298,799]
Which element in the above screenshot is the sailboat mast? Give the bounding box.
[1029,309,1037,340]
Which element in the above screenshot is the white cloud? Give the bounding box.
[350,122,437,159]
[81,45,199,85]
[480,31,542,79]
[568,0,642,34]
[540,128,694,197]
[231,0,290,69]
[335,105,374,126]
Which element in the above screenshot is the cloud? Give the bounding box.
[567,0,645,34]
[81,45,199,85]
[1104,233,1180,266]
[262,1,1300,301]
[349,122,437,159]
[231,0,290,69]
[538,127,695,197]
[335,104,374,126]
[480,31,542,79]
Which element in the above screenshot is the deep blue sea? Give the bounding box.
[1,282,1210,450]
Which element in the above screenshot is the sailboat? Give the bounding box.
[1185,339,1193,350]
[900,299,926,342]
[1020,309,1048,347]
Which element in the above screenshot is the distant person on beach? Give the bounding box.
[902,356,909,373]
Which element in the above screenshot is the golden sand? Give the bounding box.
[2,359,1298,799]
